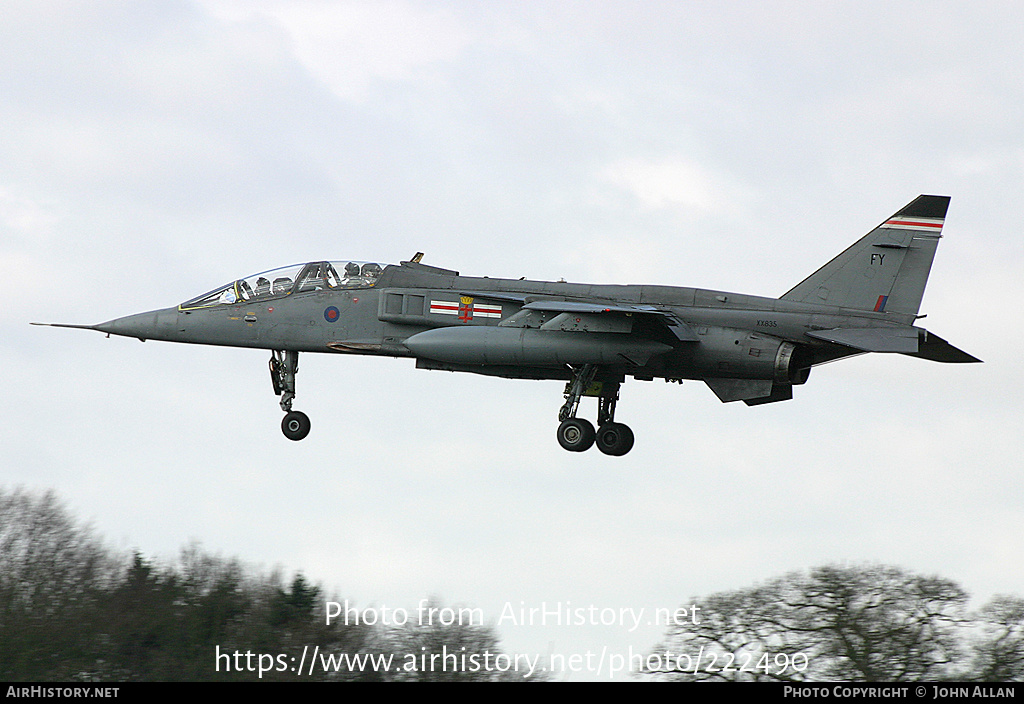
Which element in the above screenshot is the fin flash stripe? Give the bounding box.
[881,216,944,232]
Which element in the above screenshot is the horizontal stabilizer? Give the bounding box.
[806,326,919,353]
[902,330,981,363]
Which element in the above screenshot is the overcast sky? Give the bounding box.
[3,0,1023,681]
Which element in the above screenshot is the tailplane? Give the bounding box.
[780,195,949,316]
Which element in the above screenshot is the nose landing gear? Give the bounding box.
[270,350,310,441]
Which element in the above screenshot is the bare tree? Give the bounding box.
[646,564,1021,682]
[0,488,120,679]
[969,595,1024,682]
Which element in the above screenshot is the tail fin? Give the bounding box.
[780,195,949,316]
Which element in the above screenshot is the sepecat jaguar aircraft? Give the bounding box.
[36,195,979,455]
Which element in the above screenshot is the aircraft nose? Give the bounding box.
[93,308,181,341]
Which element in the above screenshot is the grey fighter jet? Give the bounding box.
[36,195,979,455]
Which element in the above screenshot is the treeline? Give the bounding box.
[8,487,1021,683]
[0,488,540,681]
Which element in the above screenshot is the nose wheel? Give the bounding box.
[282,410,311,441]
[557,366,634,455]
[270,350,311,441]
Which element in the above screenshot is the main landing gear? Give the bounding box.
[270,350,310,441]
[556,364,634,456]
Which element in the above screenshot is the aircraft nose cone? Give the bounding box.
[94,308,180,341]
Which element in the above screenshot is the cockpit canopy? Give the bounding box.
[180,260,387,310]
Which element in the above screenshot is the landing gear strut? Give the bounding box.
[556,365,634,456]
[595,381,634,456]
[270,350,310,441]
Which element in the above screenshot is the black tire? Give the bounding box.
[281,411,311,441]
[557,418,595,452]
[596,422,634,456]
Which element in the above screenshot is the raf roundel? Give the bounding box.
[324,306,340,323]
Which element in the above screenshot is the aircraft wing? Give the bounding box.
[522,300,654,314]
[458,293,698,339]
[458,290,530,304]
[520,300,700,341]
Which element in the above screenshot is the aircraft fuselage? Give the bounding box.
[40,195,979,454]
